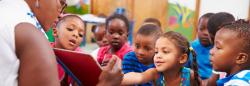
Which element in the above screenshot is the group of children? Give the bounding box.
[53,12,250,86]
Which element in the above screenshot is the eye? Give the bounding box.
[135,44,140,49]
[67,28,73,31]
[108,31,113,35]
[79,33,83,37]
[163,50,169,54]
[155,50,158,54]
[216,46,221,49]
[144,46,151,51]
[118,32,124,35]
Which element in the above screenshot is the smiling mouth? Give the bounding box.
[111,41,119,45]
[155,61,164,66]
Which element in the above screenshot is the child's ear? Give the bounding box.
[236,53,248,64]
[179,54,188,64]
[53,28,58,38]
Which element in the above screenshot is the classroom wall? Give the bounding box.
[90,0,250,42]
[91,0,168,33]
[199,0,249,19]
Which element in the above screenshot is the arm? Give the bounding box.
[206,73,219,86]
[97,55,123,86]
[121,68,158,85]
[190,69,203,86]
[15,23,60,86]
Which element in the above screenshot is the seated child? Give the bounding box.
[91,23,109,60]
[206,12,235,86]
[91,23,109,47]
[122,23,162,86]
[185,13,214,81]
[97,14,132,66]
[122,31,201,86]
[210,19,250,86]
[52,14,85,85]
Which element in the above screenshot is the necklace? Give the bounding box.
[160,70,183,86]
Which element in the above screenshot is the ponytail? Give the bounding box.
[189,47,200,86]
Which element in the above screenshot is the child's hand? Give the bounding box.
[97,56,123,86]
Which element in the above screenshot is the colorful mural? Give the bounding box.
[166,0,197,41]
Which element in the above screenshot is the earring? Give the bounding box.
[35,0,40,8]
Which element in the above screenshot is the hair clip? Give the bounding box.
[189,47,194,51]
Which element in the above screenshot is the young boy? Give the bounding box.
[122,23,162,86]
[185,13,214,81]
[206,12,235,86]
[210,19,250,86]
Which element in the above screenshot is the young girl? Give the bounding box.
[122,23,162,86]
[52,14,85,85]
[97,14,132,66]
[122,31,201,86]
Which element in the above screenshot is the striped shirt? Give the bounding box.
[217,70,250,86]
[122,52,155,86]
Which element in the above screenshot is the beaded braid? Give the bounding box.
[189,47,200,86]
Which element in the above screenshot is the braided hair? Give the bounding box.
[161,31,200,85]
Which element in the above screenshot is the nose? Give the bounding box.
[112,33,120,39]
[210,47,214,56]
[137,49,145,56]
[154,52,161,59]
[72,31,78,38]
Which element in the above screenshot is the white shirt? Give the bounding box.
[0,0,45,86]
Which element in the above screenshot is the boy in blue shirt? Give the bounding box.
[186,13,214,80]
[210,19,250,86]
[122,22,162,86]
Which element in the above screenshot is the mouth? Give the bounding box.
[111,41,120,46]
[69,39,77,46]
[154,61,164,66]
[137,56,144,61]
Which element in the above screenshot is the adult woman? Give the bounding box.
[0,0,66,85]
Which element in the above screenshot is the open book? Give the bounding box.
[53,48,102,86]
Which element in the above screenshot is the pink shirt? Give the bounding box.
[97,43,132,65]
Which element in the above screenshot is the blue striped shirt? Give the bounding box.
[122,52,155,86]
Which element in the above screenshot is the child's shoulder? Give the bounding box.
[225,70,250,85]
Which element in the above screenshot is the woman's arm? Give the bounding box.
[121,68,158,85]
[15,23,60,86]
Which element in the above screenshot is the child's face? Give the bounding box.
[106,19,128,50]
[198,18,211,47]
[56,18,85,50]
[154,37,182,72]
[134,34,156,65]
[210,28,242,73]
[95,25,109,47]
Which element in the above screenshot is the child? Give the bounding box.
[91,24,109,47]
[122,31,201,86]
[210,19,250,86]
[97,14,132,66]
[91,23,109,60]
[52,14,85,85]
[52,14,84,52]
[185,13,214,81]
[122,23,162,86]
[207,12,235,44]
[206,12,235,86]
